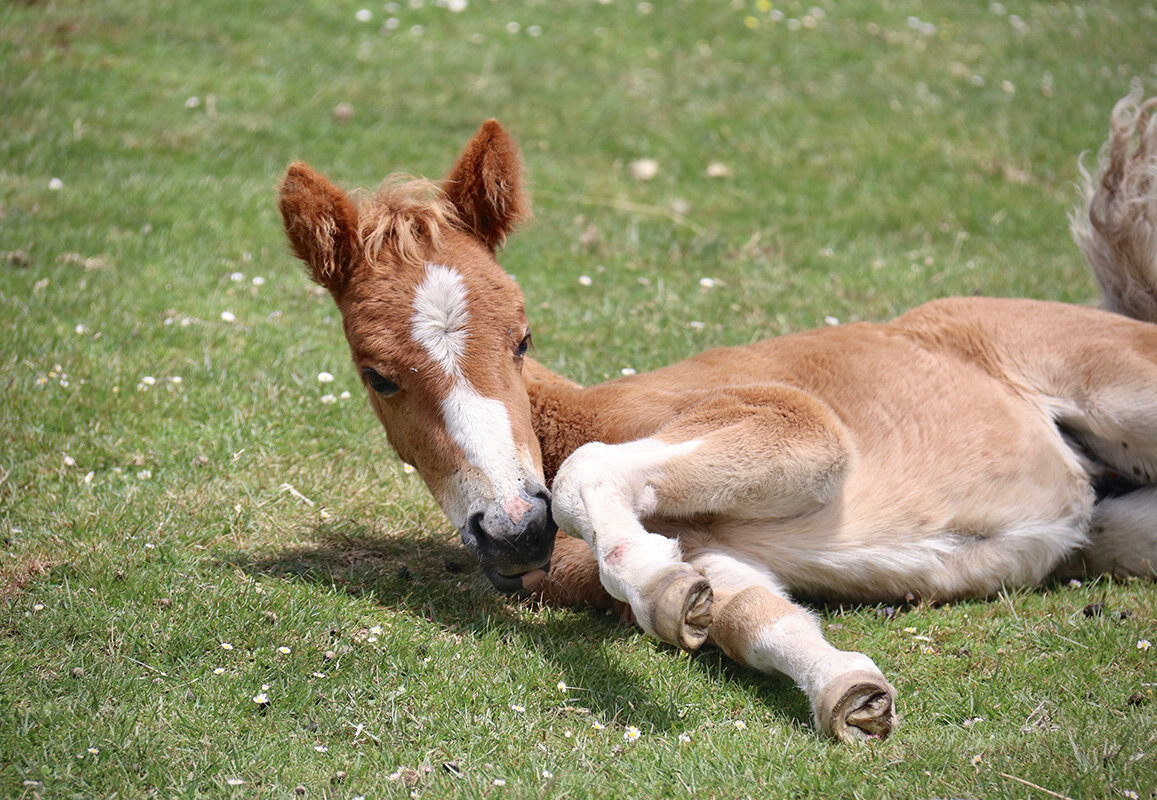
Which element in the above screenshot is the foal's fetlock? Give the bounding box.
[645,567,713,651]
[814,670,897,744]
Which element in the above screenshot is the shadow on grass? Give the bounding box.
[225,519,812,733]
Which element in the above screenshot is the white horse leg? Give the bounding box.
[551,438,714,649]
[688,548,896,743]
[551,386,854,650]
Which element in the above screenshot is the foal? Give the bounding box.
[279,87,1157,742]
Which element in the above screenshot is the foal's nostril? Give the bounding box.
[463,510,488,551]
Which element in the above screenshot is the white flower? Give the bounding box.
[225,777,244,786]
[317,371,334,383]
[705,162,731,178]
[971,754,983,764]
[320,394,337,404]
[313,745,328,753]
[141,376,157,386]
[213,667,226,675]
[578,275,593,286]
[220,310,236,323]
[252,276,266,286]
[624,726,641,742]
[229,272,245,282]
[493,778,507,786]
[221,642,233,650]
[370,625,384,635]
[311,672,327,678]
[87,747,99,755]
[339,390,351,399]
[1138,640,1152,651]
[447,0,467,10]
[505,21,520,33]
[824,316,840,326]
[49,177,64,191]
[678,732,691,743]
[620,367,636,376]
[591,720,605,730]
[733,720,747,730]
[511,704,525,713]
[541,769,553,778]
[402,463,416,474]
[277,646,291,654]
[32,603,45,611]
[74,324,89,335]
[63,455,77,467]
[252,692,269,704]
[557,681,568,693]
[527,24,542,36]
[185,96,201,108]
[698,277,715,288]
[137,470,151,480]
[355,8,373,21]
[628,159,659,181]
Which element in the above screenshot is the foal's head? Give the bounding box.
[278,121,553,591]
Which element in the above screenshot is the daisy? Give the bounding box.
[624,726,641,742]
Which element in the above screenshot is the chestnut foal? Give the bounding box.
[279,88,1157,742]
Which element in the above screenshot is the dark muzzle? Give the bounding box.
[460,487,556,594]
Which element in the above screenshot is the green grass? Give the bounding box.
[2,0,1155,797]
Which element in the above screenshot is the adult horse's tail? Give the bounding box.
[1072,82,1157,324]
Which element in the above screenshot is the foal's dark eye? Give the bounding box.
[361,367,400,397]
[515,332,532,358]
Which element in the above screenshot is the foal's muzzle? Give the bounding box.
[459,486,555,594]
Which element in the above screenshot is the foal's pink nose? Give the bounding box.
[503,494,533,525]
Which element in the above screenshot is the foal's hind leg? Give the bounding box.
[551,387,852,647]
[1060,488,1157,578]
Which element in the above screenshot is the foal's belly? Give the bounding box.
[680,398,1094,603]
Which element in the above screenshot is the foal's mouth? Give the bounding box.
[483,562,551,596]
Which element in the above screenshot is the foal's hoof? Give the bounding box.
[815,670,897,744]
[648,569,713,651]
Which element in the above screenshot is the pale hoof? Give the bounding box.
[647,568,713,651]
[815,670,897,743]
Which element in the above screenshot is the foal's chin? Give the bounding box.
[482,563,551,596]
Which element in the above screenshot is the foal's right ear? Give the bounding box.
[278,162,360,297]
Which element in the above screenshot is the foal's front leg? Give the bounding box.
[551,437,716,649]
[550,388,897,741]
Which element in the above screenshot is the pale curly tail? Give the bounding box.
[1072,81,1157,324]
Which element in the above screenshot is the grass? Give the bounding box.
[1,0,1155,797]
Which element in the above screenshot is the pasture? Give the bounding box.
[2,0,1155,797]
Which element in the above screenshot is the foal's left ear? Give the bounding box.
[279,162,360,298]
[442,119,531,251]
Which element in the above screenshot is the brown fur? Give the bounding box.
[280,96,1157,742]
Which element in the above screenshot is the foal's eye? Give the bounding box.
[515,332,532,358]
[361,367,400,397]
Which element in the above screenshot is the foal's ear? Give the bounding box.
[278,162,360,297]
[442,119,531,250]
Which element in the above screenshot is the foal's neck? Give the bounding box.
[523,358,600,484]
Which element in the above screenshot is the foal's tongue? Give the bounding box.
[518,569,548,590]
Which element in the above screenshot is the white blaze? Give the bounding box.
[411,263,529,517]
[411,263,470,378]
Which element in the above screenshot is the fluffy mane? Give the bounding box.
[358,175,464,271]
